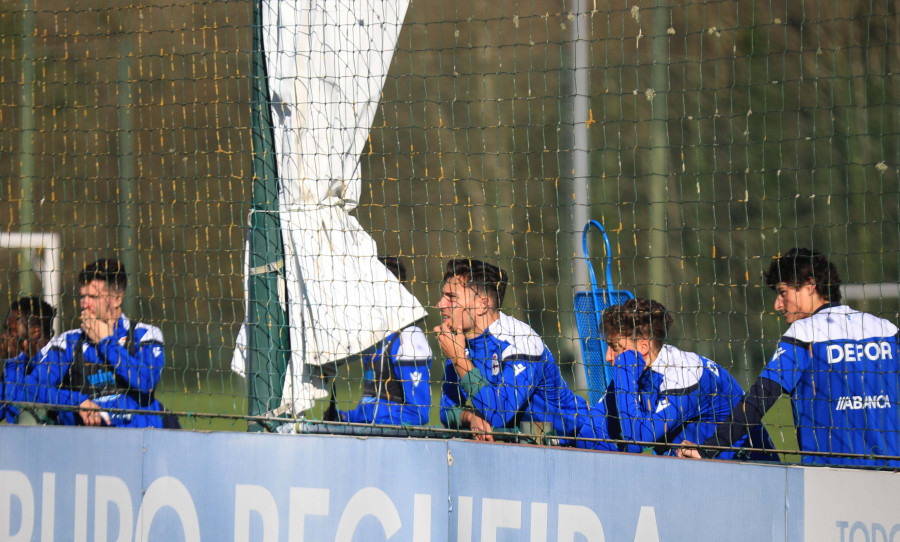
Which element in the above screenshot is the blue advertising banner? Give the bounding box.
[140,430,449,541]
[1,425,145,542]
[445,441,797,542]
[0,425,889,541]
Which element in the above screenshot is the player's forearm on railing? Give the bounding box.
[701,376,783,458]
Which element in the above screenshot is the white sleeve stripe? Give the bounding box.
[395,327,432,360]
[136,324,165,345]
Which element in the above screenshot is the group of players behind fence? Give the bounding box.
[355,251,900,467]
[3,250,899,467]
[1,259,173,428]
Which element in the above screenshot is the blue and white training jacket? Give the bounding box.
[440,312,589,440]
[758,304,900,466]
[340,325,432,425]
[610,345,777,460]
[20,315,166,428]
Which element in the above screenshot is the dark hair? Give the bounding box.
[602,297,673,348]
[763,247,842,303]
[10,296,56,339]
[379,256,408,283]
[79,258,127,293]
[443,258,508,307]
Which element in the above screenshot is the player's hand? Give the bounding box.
[81,309,114,343]
[78,399,109,426]
[676,440,702,459]
[462,410,494,443]
[434,319,469,371]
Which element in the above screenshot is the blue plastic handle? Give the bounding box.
[581,220,615,294]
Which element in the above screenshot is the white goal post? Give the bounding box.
[0,232,62,334]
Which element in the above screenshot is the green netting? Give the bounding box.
[0,0,898,462]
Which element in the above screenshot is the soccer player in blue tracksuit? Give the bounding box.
[694,248,900,466]
[339,325,432,425]
[435,258,591,443]
[337,256,432,425]
[583,297,777,459]
[20,259,167,428]
[1,297,56,424]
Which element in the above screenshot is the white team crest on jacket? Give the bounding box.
[491,354,500,375]
[655,398,671,413]
[410,371,422,387]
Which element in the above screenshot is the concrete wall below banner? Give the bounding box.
[2,425,899,541]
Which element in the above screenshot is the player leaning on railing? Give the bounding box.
[434,258,593,444]
[17,259,169,428]
[575,297,778,460]
[682,248,900,466]
[1,297,56,424]
[332,256,433,426]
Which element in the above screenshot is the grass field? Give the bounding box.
[761,397,801,462]
[157,371,249,432]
